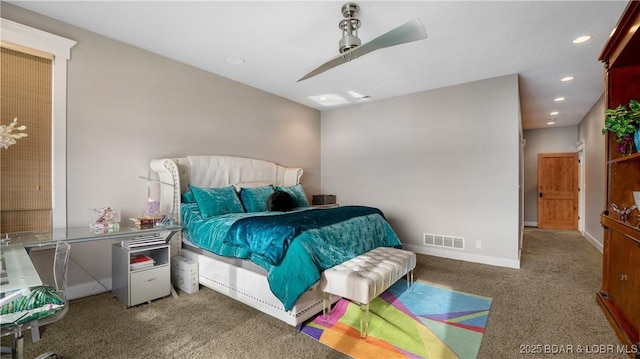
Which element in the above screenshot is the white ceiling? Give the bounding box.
[8,1,628,129]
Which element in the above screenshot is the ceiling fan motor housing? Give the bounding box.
[297,2,427,82]
[339,3,361,53]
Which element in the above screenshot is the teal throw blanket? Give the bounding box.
[223,206,383,265]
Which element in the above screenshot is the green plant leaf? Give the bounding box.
[602,101,639,141]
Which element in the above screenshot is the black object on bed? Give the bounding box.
[266,190,295,212]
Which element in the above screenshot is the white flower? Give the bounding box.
[0,118,28,149]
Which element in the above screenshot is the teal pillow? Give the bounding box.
[181,191,195,203]
[275,184,309,208]
[188,185,245,218]
[240,185,274,212]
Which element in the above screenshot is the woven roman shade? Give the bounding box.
[0,47,53,232]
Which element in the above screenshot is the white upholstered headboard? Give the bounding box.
[149,155,303,224]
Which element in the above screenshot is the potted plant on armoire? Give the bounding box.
[602,99,640,157]
[597,1,640,354]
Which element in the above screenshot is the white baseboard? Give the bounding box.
[403,244,520,269]
[581,230,603,253]
[524,221,538,227]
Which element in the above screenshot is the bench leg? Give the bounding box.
[407,269,414,290]
[322,292,331,322]
[360,302,370,338]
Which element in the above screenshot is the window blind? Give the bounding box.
[0,47,53,233]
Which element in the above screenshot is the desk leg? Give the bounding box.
[171,285,179,299]
[13,334,24,359]
[30,320,40,342]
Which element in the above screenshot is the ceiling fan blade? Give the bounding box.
[297,18,427,82]
[297,52,352,82]
[358,18,428,54]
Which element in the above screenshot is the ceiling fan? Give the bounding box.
[297,2,428,82]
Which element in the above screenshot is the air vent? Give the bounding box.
[424,233,465,250]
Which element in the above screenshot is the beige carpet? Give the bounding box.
[2,228,625,358]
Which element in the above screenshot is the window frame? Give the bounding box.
[1,18,76,229]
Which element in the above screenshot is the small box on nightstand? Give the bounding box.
[312,194,336,205]
[171,256,199,294]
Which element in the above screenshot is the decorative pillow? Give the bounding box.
[275,184,310,208]
[267,190,295,212]
[0,286,65,325]
[240,185,274,212]
[181,191,196,203]
[188,185,245,218]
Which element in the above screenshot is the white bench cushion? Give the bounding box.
[319,247,416,304]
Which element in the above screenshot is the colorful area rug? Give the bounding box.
[301,280,492,359]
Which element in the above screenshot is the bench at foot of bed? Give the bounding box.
[319,246,417,338]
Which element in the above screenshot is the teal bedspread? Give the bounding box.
[181,204,402,311]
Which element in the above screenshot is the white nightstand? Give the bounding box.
[112,243,171,307]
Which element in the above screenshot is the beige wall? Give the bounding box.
[2,3,321,297]
[578,95,606,250]
[321,75,522,268]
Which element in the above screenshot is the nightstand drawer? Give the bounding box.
[130,265,170,306]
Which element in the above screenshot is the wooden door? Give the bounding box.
[537,153,578,229]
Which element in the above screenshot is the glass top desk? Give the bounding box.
[1,225,182,301]
[0,244,42,294]
[0,244,44,347]
[1,225,182,249]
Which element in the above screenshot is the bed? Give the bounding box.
[150,155,402,327]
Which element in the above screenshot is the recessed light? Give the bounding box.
[554,97,565,102]
[225,56,245,65]
[550,111,559,116]
[309,94,348,106]
[561,76,574,82]
[572,35,592,44]
[547,119,556,125]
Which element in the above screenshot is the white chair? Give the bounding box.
[1,241,71,359]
